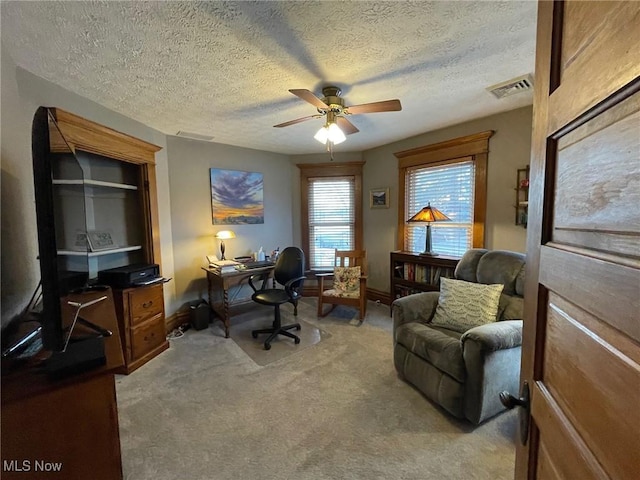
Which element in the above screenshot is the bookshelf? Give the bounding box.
[390,251,459,311]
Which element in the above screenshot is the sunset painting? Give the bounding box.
[210,168,264,224]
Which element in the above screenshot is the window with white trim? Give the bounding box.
[405,160,475,257]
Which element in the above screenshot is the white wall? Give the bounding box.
[166,136,293,310]
[1,50,177,325]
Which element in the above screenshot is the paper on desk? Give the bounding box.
[211,259,240,267]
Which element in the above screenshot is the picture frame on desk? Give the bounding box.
[370,187,390,209]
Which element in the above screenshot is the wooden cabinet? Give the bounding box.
[390,251,459,310]
[515,166,529,227]
[113,283,168,374]
[46,108,169,372]
[1,289,125,480]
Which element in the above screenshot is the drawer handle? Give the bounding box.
[142,301,153,308]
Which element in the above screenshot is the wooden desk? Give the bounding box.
[202,265,274,338]
[1,288,125,480]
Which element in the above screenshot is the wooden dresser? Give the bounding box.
[112,283,168,374]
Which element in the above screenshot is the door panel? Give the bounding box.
[517,1,640,479]
[536,443,561,480]
[549,1,640,134]
[532,387,608,480]
[552,95,640,258]
[544,294,639,478]
[539,246,639,339]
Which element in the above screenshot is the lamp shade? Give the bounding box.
[407,203,451,223]
[215,230,236,240]
[406,203,450,256]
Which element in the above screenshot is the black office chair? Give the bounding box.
[248,246,306,350]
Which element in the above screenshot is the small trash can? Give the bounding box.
[190,301,210,331]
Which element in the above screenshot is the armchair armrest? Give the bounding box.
[461,320,523,352]
[460,320,523,424]
[391,292,439,340]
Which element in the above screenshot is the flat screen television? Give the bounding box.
[31,107,90,352]
[3,108,110,374]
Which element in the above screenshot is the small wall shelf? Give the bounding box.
[515,166,530,227]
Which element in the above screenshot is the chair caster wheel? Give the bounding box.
[251,332,258,339]
[295,325,301,331]
[294,337,300,344]
[264,343,271,350]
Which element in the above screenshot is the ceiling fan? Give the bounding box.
[274,86,402,141]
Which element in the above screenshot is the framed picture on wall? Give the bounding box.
[370,187,390,209]
[210,168,264,224]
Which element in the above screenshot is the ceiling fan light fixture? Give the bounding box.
[314,122,346,145]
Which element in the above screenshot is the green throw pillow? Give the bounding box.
[431,278,504,333]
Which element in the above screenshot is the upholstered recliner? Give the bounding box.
[392,249,525,425]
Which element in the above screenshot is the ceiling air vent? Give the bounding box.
[175,130,214,141]
[486,74,534,99]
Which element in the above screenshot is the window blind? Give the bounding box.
[308,176,355,269]
[405,160,474,257]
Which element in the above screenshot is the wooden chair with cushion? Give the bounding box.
[316,250,368,320]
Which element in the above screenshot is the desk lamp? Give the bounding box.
[407,203,451,256]
[215,230,236,260]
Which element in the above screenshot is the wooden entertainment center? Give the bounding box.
[45,108,168,372]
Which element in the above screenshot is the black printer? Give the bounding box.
[98,263,161,289]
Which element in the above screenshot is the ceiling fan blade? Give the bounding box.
[289,89,329,109]
[336,116,359,135]
[345,99,402,115]
[273,115,321,128]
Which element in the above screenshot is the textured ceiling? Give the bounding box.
[1,1,537,155]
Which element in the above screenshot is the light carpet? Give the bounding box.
[116,298,516,480]
[228,304,331,366]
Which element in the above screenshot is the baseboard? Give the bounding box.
[303,286,320,297]
[367,288,391,305]
[166,311,188,332]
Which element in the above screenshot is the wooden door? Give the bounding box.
[515,1,640,479]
